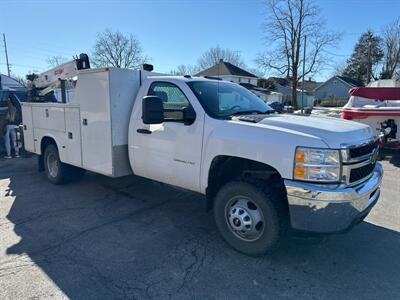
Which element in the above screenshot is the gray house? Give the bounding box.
[314,76,363,106]
[268,77,321,107]
[267,77,292,103]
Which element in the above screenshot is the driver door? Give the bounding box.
[131,81,204,192]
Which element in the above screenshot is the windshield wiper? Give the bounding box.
[229,110,272,116]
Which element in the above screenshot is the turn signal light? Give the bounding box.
[295,149,305,163]
[294,166,305,179]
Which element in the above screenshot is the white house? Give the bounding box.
[196,59,258,86]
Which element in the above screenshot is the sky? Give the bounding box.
[0,0,399,81]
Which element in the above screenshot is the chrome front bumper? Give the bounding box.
[284,162,383,233]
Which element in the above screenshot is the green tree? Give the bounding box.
[342,30,383,84]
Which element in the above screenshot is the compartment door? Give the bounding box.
[78,71,113,176]
[32,106,65,132]
[21,104,35,152]
[65,107,82,167]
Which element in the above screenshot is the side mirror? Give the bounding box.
[183,106,196,126]
[142,96,164,124]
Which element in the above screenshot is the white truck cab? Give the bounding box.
[22,66,383,256]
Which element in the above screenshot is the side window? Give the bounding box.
[148,82,190,121]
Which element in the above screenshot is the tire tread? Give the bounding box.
[214,179,288,256]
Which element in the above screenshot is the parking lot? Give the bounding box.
[0,153,399,300]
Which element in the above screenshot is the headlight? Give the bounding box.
[294,147,341,182]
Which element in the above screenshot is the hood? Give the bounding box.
[246,114,374,148]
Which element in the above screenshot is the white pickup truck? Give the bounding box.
[22,67,383,255]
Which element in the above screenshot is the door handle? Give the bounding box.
[137,128,152,134]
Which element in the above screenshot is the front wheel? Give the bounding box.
[214,181,288,256]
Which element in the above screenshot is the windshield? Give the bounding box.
[345,96,400,108]
[187,80,273,118]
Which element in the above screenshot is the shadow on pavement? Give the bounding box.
[2,157,400,299]
[380,148,400,167]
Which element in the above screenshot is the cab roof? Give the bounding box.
[146,75,229,83]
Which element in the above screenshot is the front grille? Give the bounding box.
[350,162,376,183]
[349,140,378,159]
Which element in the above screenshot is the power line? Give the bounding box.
[5,48,74,63]
[13,41,82,52]
[7,45,77,59]
[324,50,352,57]
[0,62,43,70]
[8,37,86,54]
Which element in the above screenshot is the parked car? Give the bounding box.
[267,101,284,113]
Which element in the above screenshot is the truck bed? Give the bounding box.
[22,68,142,177]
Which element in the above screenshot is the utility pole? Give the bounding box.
[301,35,307,114]
[3,33,11,76]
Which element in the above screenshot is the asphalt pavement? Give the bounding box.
[0,153,399,300]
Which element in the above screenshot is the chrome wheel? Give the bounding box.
[46,151,59,178]
[225,196,265,241]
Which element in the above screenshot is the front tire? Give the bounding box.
[214,181,288,256]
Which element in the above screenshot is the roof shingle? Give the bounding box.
[336,76,364,87]
[196,60,257,78]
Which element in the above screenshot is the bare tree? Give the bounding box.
[92,29,148,68]
[46,56,68,68]
[257,0,340,108]
[198,46,246,70]
[380,18,400,79]
[170,64,200,75]
[247,67,265,77]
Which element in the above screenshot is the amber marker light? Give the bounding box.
[295,148,305,163]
